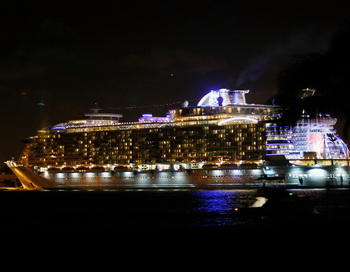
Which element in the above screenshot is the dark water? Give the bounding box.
[1,188,349,233]
[1,188,350,266]
[0,189,259,234]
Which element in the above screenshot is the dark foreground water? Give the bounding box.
[1,188,350,267]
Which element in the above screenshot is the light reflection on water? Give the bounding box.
[194,190,256,213]
[193,190,258,227]
[190,188,349,227]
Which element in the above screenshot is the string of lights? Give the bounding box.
[104,97,201,110]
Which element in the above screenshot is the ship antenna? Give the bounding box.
[90,103,102,113]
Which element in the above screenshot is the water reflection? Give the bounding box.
[193,190,257,226]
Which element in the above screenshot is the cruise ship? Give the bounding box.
[6,88,350,190]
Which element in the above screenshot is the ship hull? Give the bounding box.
[43,168,264,189]
[42,165,350,189]
[7,161,350,190]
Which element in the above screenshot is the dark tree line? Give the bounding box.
[275,23,350,137]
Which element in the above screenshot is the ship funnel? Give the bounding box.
[197,89,250,107]
[229,90,249,105]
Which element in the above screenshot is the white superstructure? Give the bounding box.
[287,114,349,160]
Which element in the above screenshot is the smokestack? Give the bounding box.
[230,90,249,104]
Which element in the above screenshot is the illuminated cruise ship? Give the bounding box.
[6,88,350,189]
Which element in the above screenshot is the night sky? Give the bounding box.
[1,0,349,165]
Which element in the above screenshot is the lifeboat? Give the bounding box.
[90,166,105,172]
[47,167,61,173]
[76,166,89,173]
[61,167,75,173]
[114,166,129,172]
[219,163,238,169]
[202,164,219,169]
[239,163,258,169]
